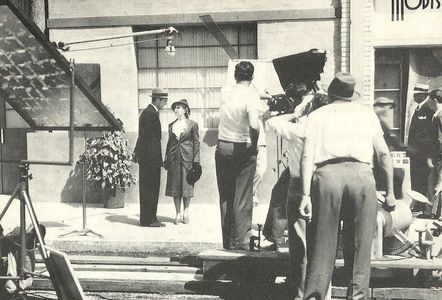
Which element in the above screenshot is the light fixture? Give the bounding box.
[164,39,176,57]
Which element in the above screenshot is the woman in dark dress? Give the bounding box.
[164,99,200,224]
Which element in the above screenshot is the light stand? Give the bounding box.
[58,62,102,239]
[58,158,103,238]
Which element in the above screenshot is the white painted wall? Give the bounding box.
[257,20,340,88]
[49,0,332,19]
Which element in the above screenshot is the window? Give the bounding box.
[374,48,409,141]
[135,24,257,129]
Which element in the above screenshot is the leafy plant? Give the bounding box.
[79,131,136,193]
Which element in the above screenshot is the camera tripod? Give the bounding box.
[0,163,52,298]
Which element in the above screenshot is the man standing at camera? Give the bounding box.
[300,73,395,300]
[216,61,261,250]
[134,88,168,227]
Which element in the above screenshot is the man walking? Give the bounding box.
[300,73,395,300]
[134,88,168,227]
[216,61,261,250]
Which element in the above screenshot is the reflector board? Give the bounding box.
[0,1,122,131]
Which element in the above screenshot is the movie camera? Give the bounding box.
[268,49,327,114]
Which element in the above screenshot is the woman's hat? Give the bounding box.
[322,72,360,101]
[171,99,190,113]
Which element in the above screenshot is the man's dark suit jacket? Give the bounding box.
[134,104,162,166]
[408,100,434,160]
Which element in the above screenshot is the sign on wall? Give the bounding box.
[374,0,442,46]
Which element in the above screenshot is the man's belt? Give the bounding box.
[316,157,362,168]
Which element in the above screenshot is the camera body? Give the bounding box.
[268,94,298,114]
[268,82,306,114]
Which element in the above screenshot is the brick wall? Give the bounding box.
[341,0,350,73]
[350,0,374,104]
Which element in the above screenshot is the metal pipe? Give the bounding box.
[19,170,27,278]
[69,59,75,165]
[61,27,177,47]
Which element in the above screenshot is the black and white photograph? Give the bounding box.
[0,1,442,299]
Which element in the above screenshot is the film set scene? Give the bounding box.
[1,0,442,299]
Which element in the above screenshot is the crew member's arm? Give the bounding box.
[247,96,261,153]
[373,131,396,207]
[434,115,442,194]
[266,112,304,140]
[299,134,315,220]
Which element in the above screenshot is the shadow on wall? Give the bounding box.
[60,162,101,204]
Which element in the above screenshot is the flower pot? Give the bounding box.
[101,189,125,209]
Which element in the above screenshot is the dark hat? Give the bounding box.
[413,83,429,94]
[322,72,360,101]
[150,88,168,98]
[171,99,190,112]
[374,97,395,107]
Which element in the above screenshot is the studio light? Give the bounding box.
[165,39,176,57]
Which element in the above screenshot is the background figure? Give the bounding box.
[407,84,433,213]
[261,167,290,249]
[216,61,261,250]
[373,97,406,199]
[134,88,168,227]
[164,99,200,225]
[300,73,395,300]
[427,89,442,220]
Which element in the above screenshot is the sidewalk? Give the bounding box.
[0,195,270,257]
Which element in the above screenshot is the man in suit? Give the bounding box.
[407,83,434,214]
[427,89,442,220]
[134,88,168,227]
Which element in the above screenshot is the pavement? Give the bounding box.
[0,194,270,257]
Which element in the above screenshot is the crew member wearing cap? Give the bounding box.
[134,88,168,227]
[216,61,261,250]
[407,83,434,214]
[299,73,395,300]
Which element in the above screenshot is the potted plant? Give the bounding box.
[79,131,136,208]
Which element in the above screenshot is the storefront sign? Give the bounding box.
[391,0,441,21]
[374,0,442,46]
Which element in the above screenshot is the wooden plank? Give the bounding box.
[372,287,442,300]
[36,254,184,266]
[198,249,442,270]
[36,263,200,274]
[47,8,337,28]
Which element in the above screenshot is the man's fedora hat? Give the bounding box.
[322,72,360,101]
[171,99,190,113]
[413,83,429,94]
[374,97,395,107]
[150,88,168,98]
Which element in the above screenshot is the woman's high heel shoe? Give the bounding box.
[183,215,190,224]
[174,214,181,225]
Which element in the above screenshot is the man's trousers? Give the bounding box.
[303,162,377,300]
[262,167,290,243]
[138,161,161,225]
[215,140,256,250]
